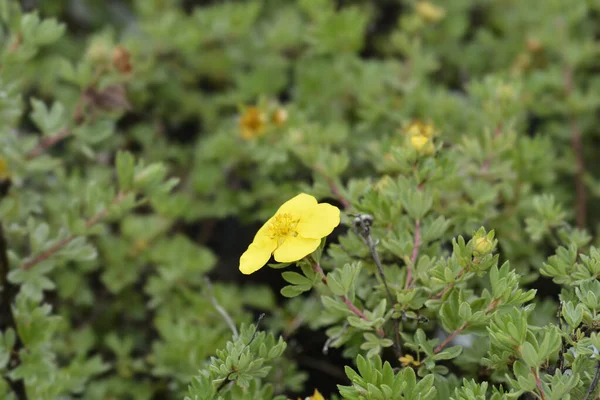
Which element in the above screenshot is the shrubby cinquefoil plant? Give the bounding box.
[1,0,600,399]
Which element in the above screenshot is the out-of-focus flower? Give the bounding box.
[415,1,445,22]
[399,353,421,368]
[239,193,340,274]
[298,389,325,400]
[239,106,267,140]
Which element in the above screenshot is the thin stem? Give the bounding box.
[0,224,28,400]
[564,66,586,229]
[26,128,72,160]
[21,192,127,270]
[313,167,351,210]
[584,359,600,400]
[480,124,503,173]
[353,216,402,358]
[532,368,547,400]
[434,321,468,353]
[405,219,421,289]
[434,298,500,353]
[205,277,238,339]
[311,260,385,338]
[431,267,467,300]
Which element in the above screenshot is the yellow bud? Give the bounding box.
[405,120,435,138]
[473,237,493,256]
[415,1,445,22]
[410,135,435,155]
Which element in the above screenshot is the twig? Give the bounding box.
[313,167,351,210]
[311,260,385,338]
[21,192,127,270]
[352,214,402,358]
[205,277,238,339]
[405,219,421,289]
[532,368,547,400]
[434,298,499,353]
[25,128,72,160]
[431,267,467,300]
[481,124,503,173]
[584,359,600,400]
[563,66,587,229]
[0,224,28,400]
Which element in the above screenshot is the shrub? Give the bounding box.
[1,1,600,399]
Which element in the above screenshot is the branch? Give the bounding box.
[480,124,503,173]
[431,267,467,300]
[353,215,402,358]
[21,192,127,270]
[532,368,547,400]
[564,66,587,229]
[584,359,600,400]
[434,298,499,353]
[25,128,72,160]
[0,224,28,400]
[405,219,421,289]
[313,167,351,210]
[311,261,385,338]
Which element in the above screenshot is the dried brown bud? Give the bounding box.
[112,45,133,74]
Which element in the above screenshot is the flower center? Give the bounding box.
[267,212,299,243]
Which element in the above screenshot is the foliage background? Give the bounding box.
[2,0,600,399]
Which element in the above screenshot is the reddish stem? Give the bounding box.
[434,321,467,353]
[311,260,385,337]
[26,128,72,160]
[564,66,586,229]
[481,124,503,172]
[532,368,547,400]
[21,192,126,270]
[431,267,467,300]
[434,299,499,353]
[405,219,421,289]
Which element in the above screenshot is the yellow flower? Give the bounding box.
[298,389,325,400]
[415,1,445,22]
[405,120,435,138]
[399,354,421,368]
[410,135,434,155]
[239,106,267,140]
[272,107,288,127]
[239,194,340,275]
[0,158,9,179]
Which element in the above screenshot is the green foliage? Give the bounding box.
[1,0,600,399]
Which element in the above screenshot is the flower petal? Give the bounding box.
[296,203,340,239]
[276,193,318,219]
[239,238,277,275]
[273,236,321,263]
